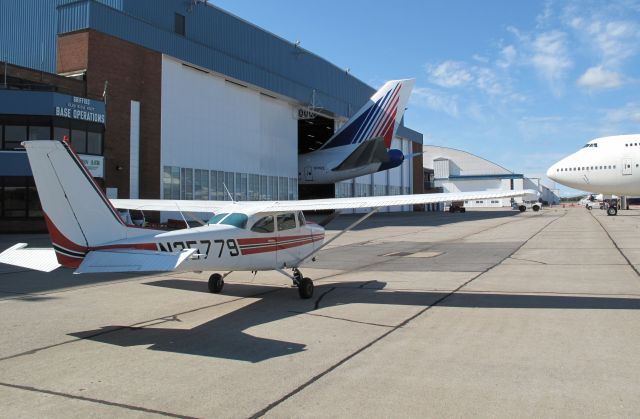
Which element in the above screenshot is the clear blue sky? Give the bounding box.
[213,0,640,196]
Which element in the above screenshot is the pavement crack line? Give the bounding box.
[589,211,640,277]
[249,210,566,418]
[0,381,197,419]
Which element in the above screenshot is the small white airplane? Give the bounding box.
[299,79,415,184]
[0,140,532,299]
[547,134,640,215]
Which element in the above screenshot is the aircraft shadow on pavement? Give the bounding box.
[69,279,640,363]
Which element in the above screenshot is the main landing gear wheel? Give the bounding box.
[292,268,314,299]
[298,277,314,299]
[208,273,224,293]
[518,205,526,212]
[607,206,618,216]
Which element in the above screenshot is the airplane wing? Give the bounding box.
[110,199,227,213]
[75,248,196,274]
[258,189,536,212]
[112,190,536,214]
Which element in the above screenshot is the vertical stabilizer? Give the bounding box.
[24,141,130,266]
[321,79,415,150]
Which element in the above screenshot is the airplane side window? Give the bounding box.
[277,213,297,231]
[614,165,616,169]
[297,211,306,226]
[251,215,274,233]
[220,213,248,229]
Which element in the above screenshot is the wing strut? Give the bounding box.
[295,208,380,265]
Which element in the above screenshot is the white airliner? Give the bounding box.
[0,140,532,299]
[546,134,640,215]
[299,79,415,184]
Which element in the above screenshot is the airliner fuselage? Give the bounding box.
[547,134,640,195]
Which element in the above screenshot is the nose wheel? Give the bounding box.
[293,268,314,299]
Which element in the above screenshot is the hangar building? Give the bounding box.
[423,145,559,208]
[0,0,423,230]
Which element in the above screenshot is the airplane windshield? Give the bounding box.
[207,213,229,224]
[207,212,248,228]
[220,213,248,228]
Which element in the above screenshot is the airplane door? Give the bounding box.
[623,158,633,175]
[276,212,302,265]
[304,167,313,182]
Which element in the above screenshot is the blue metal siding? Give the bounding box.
[2,0,423,144]
[0,0,123,72]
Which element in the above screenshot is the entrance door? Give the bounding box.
[623,158,633,175]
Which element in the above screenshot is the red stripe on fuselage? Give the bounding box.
[238,233,324,255]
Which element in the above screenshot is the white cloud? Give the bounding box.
[410,87,459,117]
[577,66,624,89]
[426,61,473,88]
[496,45,517,68]
[605,102,640,123]
[575,19,639,68]
[472,54,489,63]
[425,60,507,97]
[530,30,573,89]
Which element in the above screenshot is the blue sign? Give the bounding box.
[0,90,106,123]
[53,94,106,123]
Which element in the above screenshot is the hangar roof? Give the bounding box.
[0,0,422,144]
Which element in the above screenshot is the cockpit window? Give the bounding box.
[207,212,248,228]
[251,215,274,233]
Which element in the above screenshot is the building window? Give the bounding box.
[175,13,186,36]
[194,169,209,200]
[4,125,27,150]
[71,129,87,154]
[87,131,103,155]
[0,177,41,219]
[29,126,50,140]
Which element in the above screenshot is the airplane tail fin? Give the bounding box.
[321,78,415,150]
[23,140,134,267]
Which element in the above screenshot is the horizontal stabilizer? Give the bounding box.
[333,137,388,171]
[0,243,61,272]
[75,248,196,274]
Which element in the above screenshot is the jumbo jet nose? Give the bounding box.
[546,162,559,181]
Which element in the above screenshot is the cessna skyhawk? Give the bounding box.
[0,141,533,299]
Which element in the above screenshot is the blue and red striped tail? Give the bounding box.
[321,79,414,150]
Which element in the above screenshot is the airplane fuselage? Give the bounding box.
[547,134,640,195]
[298,146,383,184]
[63,213,325,272]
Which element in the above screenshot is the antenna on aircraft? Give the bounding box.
[223,183,235,203]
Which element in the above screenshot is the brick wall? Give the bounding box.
[57,30,161,199]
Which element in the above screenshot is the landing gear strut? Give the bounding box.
[292,268,314,299]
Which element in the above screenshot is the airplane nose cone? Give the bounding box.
[546,164,557,181]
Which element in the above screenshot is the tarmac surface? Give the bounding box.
[1,207,639,418]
